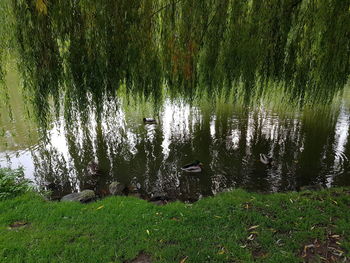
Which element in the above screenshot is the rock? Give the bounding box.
[61,190,95,203]
[150,200,168,206]
[127,252,152,263]
[128,183,137,192]
[149,195,170,206]
[109,181,126,195]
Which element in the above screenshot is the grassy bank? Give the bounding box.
[0,188,350,263]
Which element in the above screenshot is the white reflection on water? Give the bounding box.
[328,106,350,186]
[161,100,173,158]
[50,120,69,160]
[245,112,255,155]
[160,99,194,157]
[0,150,35,180]
[210,116,216,139]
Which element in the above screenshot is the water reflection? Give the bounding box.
[1,97,350,200]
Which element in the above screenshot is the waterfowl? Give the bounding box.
[259,153,273,165]
[87,160,101,176]
[181,160,203,173]
[143,118,157,124]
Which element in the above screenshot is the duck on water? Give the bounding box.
[143,118,157,124]
[259,153,273,165]
[181,160,203,173]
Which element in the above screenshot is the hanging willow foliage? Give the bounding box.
[0,0,349,127]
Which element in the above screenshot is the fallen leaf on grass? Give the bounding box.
[96,205,104,210]
[302,244,315,256]
[180,256,188,263]
[328,247,344,255]
[247,234,256,241]
[248,225,259,231]
[146,230,150,235]
[276,239,284,246]
[214,215,222,218]
[217,246,227,255]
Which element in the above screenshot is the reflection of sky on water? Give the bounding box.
[1,98,350,199]
[328,107,349,186]
[0,150,35,180]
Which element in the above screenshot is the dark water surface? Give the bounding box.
[1,73,350,201]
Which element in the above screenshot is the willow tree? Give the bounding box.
[0,0,349,128]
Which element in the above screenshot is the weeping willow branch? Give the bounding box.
[199,3,222,46]
[150,0,183,18]
[0,0,348,129]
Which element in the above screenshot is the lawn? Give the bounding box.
[0,188,349,263]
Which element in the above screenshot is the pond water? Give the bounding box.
[1,67,350,201]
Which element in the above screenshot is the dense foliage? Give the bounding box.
[0,0,349,126]
[0,167,32,199]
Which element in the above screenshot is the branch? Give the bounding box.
[150,0,183,18]
[290,0,303,11]
[199,3,221,45]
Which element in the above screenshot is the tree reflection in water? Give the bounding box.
[20,98,349,201]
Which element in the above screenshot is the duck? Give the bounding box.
[259,153,273,165]
[181,160,203,173]
[87,160,101,176]
[143,118,157,124]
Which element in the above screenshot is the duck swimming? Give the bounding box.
[259,153,273,165]
[181,160,203,173]
[143,118,157,124]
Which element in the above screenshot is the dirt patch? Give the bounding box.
[300,234,347,262]
[252,247,268,259]
[245,240,268,260]
[126,252,152,263]
[8,221,30,230]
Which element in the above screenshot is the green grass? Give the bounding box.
[0,188,350,263]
